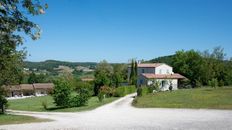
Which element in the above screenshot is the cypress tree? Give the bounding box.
[130,59,135,85]
[134,60,138,86]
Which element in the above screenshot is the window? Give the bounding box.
[167,69,170,74]
[159,69,162,74]
[142,69,145,73]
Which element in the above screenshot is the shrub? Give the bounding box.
[0,87,8,114]
[195,80,202,88]
[70,88,90,107]
[41,100,48,110]
[99,86,115,97]
[114,86,136,97]
[209,78,218,88]
[98,91,105,102]
[74,80,94,96]
[52,79,72,107]
[114,86,126,97]
[137,87,142,97]
[218,80,224,87]
[179,79,191,89]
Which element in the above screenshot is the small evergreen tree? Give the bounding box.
[137,87,143,97]
[129,59,138,86]
[129,59,135,85]
[134,61,138,86]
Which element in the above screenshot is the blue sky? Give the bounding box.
[22,0,232,63]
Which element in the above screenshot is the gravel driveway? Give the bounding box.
[1,94,232,130]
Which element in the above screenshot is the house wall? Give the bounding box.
[155,64,173,74]
[128,64,173,81]
[128,64,177,90]
[35,89,50,96]
[22,90,34,96]
[138,74,148,86]
[128,67,156,81]
[147,79,178,91]
[6,91,22,97]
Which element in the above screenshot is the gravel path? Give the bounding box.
[1,94,232,130]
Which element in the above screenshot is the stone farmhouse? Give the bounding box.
[128,63,186,91]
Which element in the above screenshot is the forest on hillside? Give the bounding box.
[24,60,97,71]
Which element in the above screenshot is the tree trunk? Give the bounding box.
[0,104,5,114]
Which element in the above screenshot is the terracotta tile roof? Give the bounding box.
[3,85,21,91]
[138,63,164,68]
[141,73,186,79]
[33,83,54,89]
[20,84,34,90]
[129,63,167,68]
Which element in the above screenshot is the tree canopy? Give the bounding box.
[0,0,47,113]
[149,47,232,87]
[0,0,47,86]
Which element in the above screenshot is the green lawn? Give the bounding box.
[0,114,50,125]
[8,96,119,112]
[133,87,232,109]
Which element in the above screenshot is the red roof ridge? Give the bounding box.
[141,73,186,79]
[135,63,165,68]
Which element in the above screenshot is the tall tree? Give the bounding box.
[129,59,135,85]
[172,50,204,87]
[134,60,138,86]
[129,59,137,86]
[94,60,113,95]
[0,0,47,113]
[112,64,127,87]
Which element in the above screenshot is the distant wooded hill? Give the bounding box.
[147,55,175,66]
[24,60,97,72]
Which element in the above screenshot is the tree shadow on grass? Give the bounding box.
[46,106,67,111]
[45,104,89,111]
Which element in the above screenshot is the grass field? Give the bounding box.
[133,87,232,109]
[8,96,119,112]
[0,114,50,125]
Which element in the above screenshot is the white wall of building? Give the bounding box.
[147,79,178,91]
[128,64,179,91]
[155,64,173,74]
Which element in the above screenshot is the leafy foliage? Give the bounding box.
[0,87,7,114]
[94,60,113,95]
[28,72,48,84]
[208,78,218,88]
[129,59,138,86]
[148,55,174,66]
[72,79,94,96]
[0,0,48,114]
[70,88,90,107]
[148,47,232,87]
[173,50,204,87]
[98,91,105,102]
[112,64,127,87]
[114,86,136,97]
[94,60,127,95]
[52,79,72,107]
[137,87,143,97]
[148,80,161,93]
